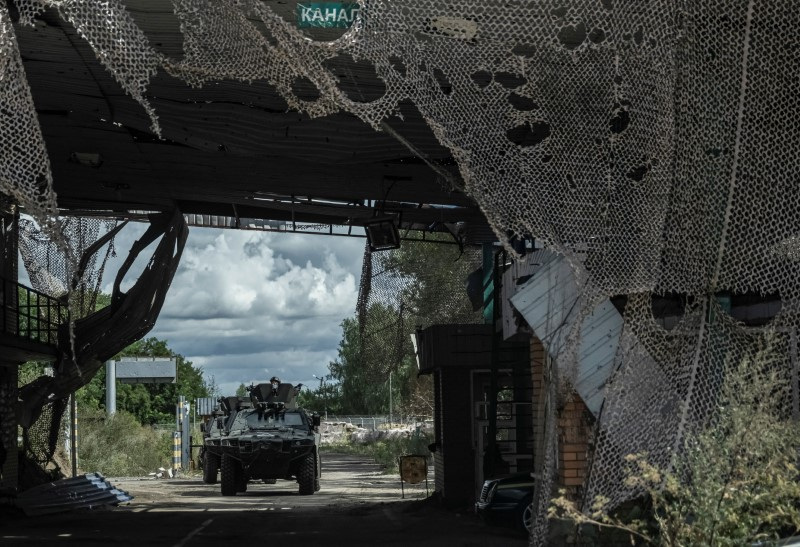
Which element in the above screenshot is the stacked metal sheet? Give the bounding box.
[15,473,133,516]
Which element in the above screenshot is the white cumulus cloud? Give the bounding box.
[101,224,365,395]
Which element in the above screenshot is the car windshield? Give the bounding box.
[243,411,305,429]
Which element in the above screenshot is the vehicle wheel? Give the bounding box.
[236,464,248,493]
[298,452,316,495]
[518,498,533,535]
[220,454,238,496]
[202,451,219,484]
[263,478,277,484]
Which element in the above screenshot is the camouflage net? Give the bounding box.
[0,3,57,231]
[22,397,68,468]
[17,217,118,473]
[356,237,482,383]
[19,217,118,310]
[2,1,800,542]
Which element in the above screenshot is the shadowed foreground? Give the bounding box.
[0,453,527,547]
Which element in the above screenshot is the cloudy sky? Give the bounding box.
[100,222,366,397]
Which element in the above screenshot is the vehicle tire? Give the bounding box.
[518,498,533,535]
[236,463,247,493]
[220,454,238,496]
[298,452,316,495]
[202,450,219,485]
[263,478,277,484]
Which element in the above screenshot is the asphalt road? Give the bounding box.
[0,453,528,546]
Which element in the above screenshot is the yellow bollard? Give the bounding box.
[172,431,181,475]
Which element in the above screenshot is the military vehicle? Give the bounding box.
[200,381,321,496]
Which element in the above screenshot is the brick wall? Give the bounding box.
[528,333,593,497]
[557,393,592,499]
[530,336,546,474]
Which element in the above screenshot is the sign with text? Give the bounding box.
[297,3,360,28]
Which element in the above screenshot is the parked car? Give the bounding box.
[475,473,535,535]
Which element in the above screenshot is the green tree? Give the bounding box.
[76,336,211,424]
[296,377,343,416]
[331,236,479,415]
[78,409,172,476]
[327,315,402,414]
[235,383,247,397]
[381,236,481,326]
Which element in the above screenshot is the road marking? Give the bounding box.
[173,518,213,547]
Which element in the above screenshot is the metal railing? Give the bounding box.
[1,277,66,346]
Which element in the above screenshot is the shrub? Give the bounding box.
[321,425,432,474]
[551,346,800,546]
[78,409,172,476]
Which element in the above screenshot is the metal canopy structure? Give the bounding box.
[13,1,495,243]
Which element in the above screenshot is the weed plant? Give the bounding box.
[322,427,432,474]
[551,345,800,546]
[78,409,172,476]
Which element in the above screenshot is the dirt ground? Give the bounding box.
[0,452,528,546]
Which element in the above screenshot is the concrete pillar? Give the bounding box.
[0,202,19,489]
[181,398,190,470]
[0,362,19,490]
[70,393,78,477]
[105,361,116,415]
[0,203,18,337]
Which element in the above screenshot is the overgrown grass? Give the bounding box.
[79,409,172,476]
[321,428,432,473]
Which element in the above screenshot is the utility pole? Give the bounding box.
[313,375,328,421]
[70,393,77,477]
[389,371,393,427]
[105,360,116,415]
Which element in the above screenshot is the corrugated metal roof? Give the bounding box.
[195,397,218,416]
[501,250,553,339]
[15,473,133,516]
[509,254,620,415]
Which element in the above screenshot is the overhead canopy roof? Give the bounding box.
[13,1,495,243]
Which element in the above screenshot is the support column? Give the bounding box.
[70,393,78,477]
[0,201,18,337]
[0,199,17,280]
[0,362,19,490]
[105,361,116,415]
[530,336,547,475]
[0,200,19,489]
[557,394,591,497]
[483,249,501,481]
[181,397,190,470]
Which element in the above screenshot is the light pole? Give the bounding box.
[389,370,393,428]
[313,374,327,420]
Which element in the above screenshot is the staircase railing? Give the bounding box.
[1,277,66,346]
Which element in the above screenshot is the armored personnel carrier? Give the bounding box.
[201,381,321,496]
